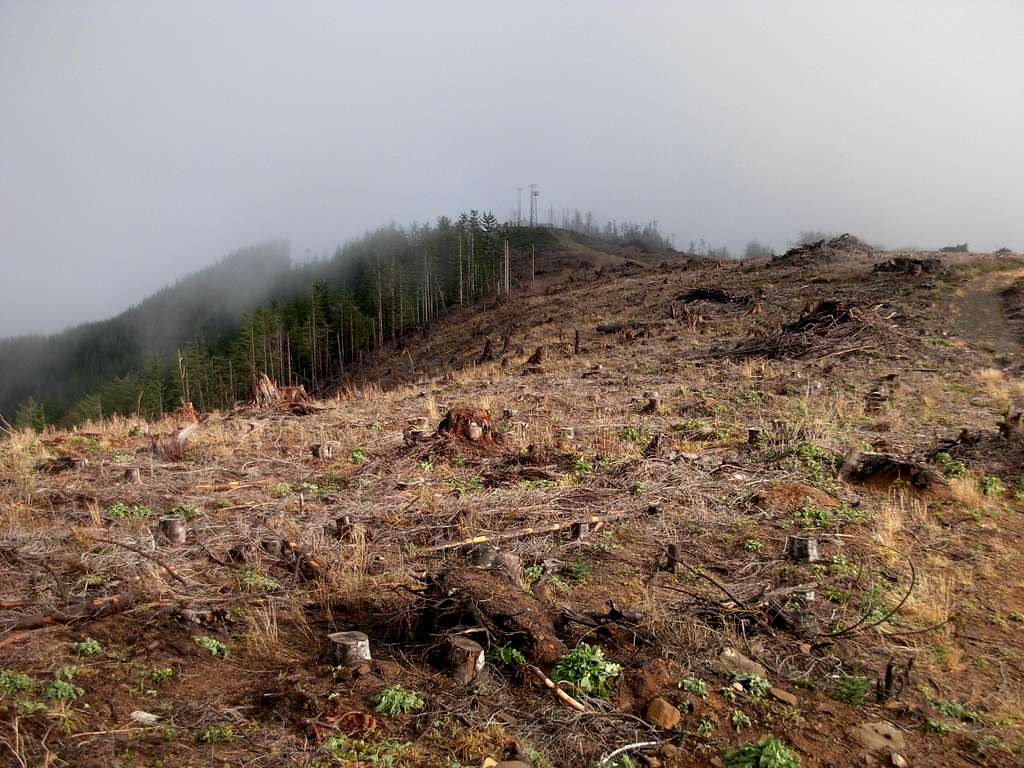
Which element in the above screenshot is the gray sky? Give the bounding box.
[2,1,1022,337]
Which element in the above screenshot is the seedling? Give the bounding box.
[487,645,526,667]
[980,475,1004,496]
[106,502,152,519]
[551,643,621,698]
[372,685,424,716]
[723,737,801,768]
[680,676,708,699]
[193,635,229,658]
[731,672,771,698]
[731,708,752,732]
[832,674,871,705]
[0,670,35,697]
[72,638,102,656]
[743,538,763,553]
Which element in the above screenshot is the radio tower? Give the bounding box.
[528,184,539,227]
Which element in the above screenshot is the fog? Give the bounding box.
[2,1,1022,337]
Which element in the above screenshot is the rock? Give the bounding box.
[129,710,159,724]
[645,697,681,730]
[850,721,907,752]
[891,754,909,768]
[770,686,798,706]
[719,647,767,678]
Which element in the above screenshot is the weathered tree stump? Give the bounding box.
[333,514,354,540]
[999,409,1024,439]
[310,443,334,460]
[447,635,486,686]
[159,515,187,546]
[574,329,581,355]
[642,391,661,414]
[502,407,518,420]
[746,427,763,446]
[478,337,496,364]
[570,521,590,541]
[666,543,682,573]
[526,345,545,366]
[555,426,575,451]
[124,467,142,484]
[643,432,662,457]
[784,535,820,563]
[261,538,284,557]
[326,631,372,666]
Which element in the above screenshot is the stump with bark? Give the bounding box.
[784,535,819,563]
[159,515,187,545]
[326,631,372,666]
[446,635,486,686]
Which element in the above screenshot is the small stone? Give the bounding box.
[645,697,681,730]
[799,643,812,654]
[890,754,909,768]
[130,710,160,724]
[850,721,907,752]
[770,686,798,706]
[719,647,767,678]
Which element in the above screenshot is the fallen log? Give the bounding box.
[414,512,630,554]
[2,592,135,632]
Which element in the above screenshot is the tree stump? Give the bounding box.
[310,443,334,460]
[447,635,486,686]
[746,427,763,446]
[526,345,545,366]
[570,521,590,541]
[666,543,682,573]
[784,535,820,563]
[159,515,187,546]
[574,329,581,355]
[326,631,372,666]
[333,515,354,540]
[124,467,142,484]
[555,427,575,451]
[642,391,661,414]
[261,538,284,557]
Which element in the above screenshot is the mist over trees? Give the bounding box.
[0,213,677,428]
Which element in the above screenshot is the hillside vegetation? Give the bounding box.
[3,241,1024,767]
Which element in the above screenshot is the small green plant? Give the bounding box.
[106,502,152,519]
[723,737,801,768]
[932,452,968,478]
[697,714,715,735]
[349,448,366,464]
[449,475,484,496]
[630,482,647,495]
[193,635,229,658]
[368,420,382,433]
[550,643,621,698]
[923,718,948,734]
[743,538,763,553]
[567,556,591,583]
[933,698,982,723]
[417,457,435,472]
[449,451,465,468]
[372,685,424,717]
[72,638,102,656]
[731,708,752,732]
[0,670,35,697]
[193,724,234,743]
[270,482,292,498]
[794,499,831,528]
[523,563,544,586]
[149,667,174,685]
[680,676,708,698]
[731,673,771,698]
[237,566,281,593]
[487,645,526,667]
[170,503,202,519]
[43,666,83,702]
[621,425,652,445]
[832,674,871,705]
[980,475,1004,496]
[571,456,593,475]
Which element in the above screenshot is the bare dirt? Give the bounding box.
[3,241,1024,767]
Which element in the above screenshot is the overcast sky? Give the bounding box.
[2,1,1022,337]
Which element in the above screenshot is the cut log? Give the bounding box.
[784,535,819,563]
[3,592,135,632]
[839,449,947,493]
[158,515,187,546]
[326,631,372,666]
[447,635,486,686]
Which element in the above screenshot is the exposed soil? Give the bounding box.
[3,242,1024,767]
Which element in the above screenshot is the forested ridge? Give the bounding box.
[2,212,675,427]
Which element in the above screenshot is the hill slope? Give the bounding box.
[3,245,1024,767]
